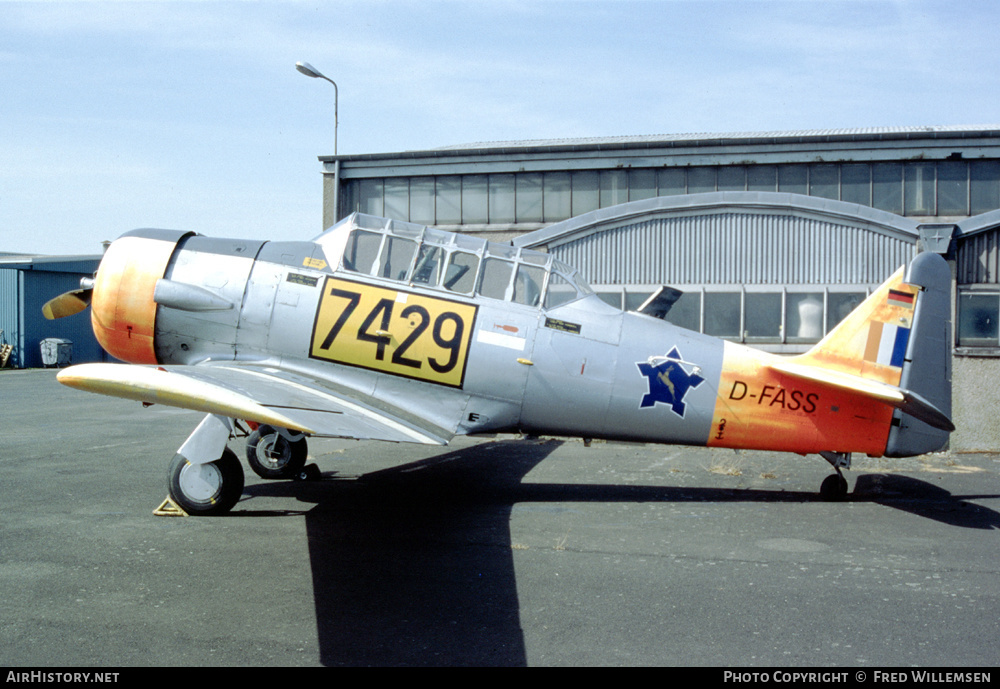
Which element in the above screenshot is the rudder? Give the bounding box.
[884,252,953,456]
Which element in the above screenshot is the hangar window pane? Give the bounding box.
[359,179,384,216]
[745,292,782,341]
[704,292,741,338]
[625,289,653,312]
[595,291,623,309]
[688,167,716,194]
[841,164,871,206]
[747,166,776,192]
[600,170,629,208]
[478,258,513,300]
[904,163,936,216]
[786,292,824,342]
[873,163,903,214]
[970,161,1000,215]
[462,175,489,224]
[436,177,462,225]
[410,178,435,225]
[827,292,866,332]
[338,182,355,218]
[443,251,479,293]
[543,172,572,222]
[516,173,543,223]
[809,165,839,200]
[663,291,701,332]
[718,166,746,192]
[629,169,656,201]
[958,292,999,346]
[778,165,807,195]
[384,179,409,221]
[657,169,686,196]
[937,162,968,216]
[489,175,516,224]
[572,171,600,215]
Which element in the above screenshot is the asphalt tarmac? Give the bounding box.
[2,368,999,667]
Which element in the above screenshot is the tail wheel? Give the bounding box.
[246,425,308,479]
[819,473,849,502]
[168,448,245,516]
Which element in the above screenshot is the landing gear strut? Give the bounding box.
[165,413,245,516]
[818,451,850,501]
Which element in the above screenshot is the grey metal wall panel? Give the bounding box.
[957,227,1000,284]
[549,213,916,286]
[0,269,21,366]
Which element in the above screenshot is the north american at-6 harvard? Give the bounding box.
[43,212,954,514]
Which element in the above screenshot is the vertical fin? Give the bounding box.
[789,252,953,456]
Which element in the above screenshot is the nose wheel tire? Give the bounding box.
[246,425,308,480]
[168,448,245,516]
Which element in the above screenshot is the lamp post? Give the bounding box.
[295,61,338,155]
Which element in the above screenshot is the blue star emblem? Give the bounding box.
[636,347,704,417]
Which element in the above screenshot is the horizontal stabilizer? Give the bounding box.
[768,359,955,432]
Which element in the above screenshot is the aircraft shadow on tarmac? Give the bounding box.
[240,439,1000,667]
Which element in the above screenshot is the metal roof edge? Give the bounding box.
[0,254,103,271]
[956,209,1000,237]
[321,125,1000,163]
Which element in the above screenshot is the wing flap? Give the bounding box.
[767,359,955,432]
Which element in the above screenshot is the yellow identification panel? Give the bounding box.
[310,277,478,388]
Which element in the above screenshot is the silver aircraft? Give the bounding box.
[44,212,954,514]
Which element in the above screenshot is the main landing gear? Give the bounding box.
[165,414,312,516]
[818,451,851,501]
[168,448,245,516]
[245,424,308,480]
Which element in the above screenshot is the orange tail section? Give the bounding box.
[709,252,953,457]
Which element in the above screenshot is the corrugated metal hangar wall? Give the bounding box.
[522,193,917,286]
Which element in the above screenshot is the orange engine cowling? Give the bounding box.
[91,230,191,364]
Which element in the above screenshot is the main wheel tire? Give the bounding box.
[819,473,849,502]
[168,448,245,516]
[246,425,308,480]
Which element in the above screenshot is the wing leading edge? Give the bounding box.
[56,362,451,445]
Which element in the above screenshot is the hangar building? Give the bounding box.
[0,254,104,369]
[318,126,1000,452]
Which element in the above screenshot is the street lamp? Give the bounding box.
[296,61,338,155]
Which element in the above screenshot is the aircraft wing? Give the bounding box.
[57,362,452,445]
[766,359,955,432]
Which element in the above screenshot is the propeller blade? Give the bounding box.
[42,288,92,320]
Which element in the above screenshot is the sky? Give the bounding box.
[3,0,1000,256]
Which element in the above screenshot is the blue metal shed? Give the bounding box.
[0,254,104,368]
